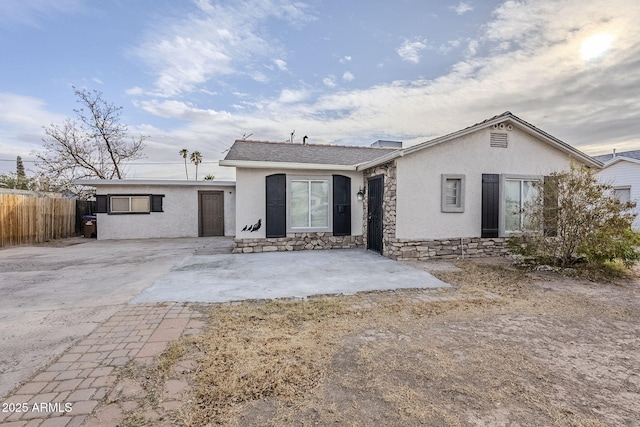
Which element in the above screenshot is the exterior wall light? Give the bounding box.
[357,186,366,201]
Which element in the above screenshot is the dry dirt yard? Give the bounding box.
[90,259,640,427]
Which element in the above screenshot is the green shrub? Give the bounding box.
[509,164,639,269]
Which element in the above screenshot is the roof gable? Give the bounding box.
[358,112,602,170]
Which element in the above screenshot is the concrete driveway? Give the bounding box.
[0,237,446,399]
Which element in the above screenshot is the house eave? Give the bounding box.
[219,159,357,171]
[73,179,236,187]
[356,151,401,170]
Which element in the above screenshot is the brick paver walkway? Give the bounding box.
[1,303,204,427]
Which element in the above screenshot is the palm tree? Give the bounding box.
[190,151,202,180]
[179,149,189,180]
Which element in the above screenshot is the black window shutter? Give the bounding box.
[151,194,164,212]
[543,176,558,236]
[95,195,108,213]
[481,174,500,238]
[266,174,286,238]
[332,175,351,236]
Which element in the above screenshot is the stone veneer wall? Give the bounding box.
[233,233,363,253]
[386,237,509,260]
[234,158,511,259]
[362,160,397,256]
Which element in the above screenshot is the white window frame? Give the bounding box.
[441,174,465,213]
[109,195,151,214]
[500,174,540,236]
[287,176,332,232]
[614,186,631,204]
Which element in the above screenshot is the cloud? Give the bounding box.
[451,2,474,15]
[0,93,66,164]
[132,0,316,97]
[274,59,288,71]
[278,88,310,104]
[439,39,461,54]
[125,87,144,96]
[129,0,640,172]
[342,71,355,82]
[466,39,479,56]
[0,93,62,129]
[339,56,352,64]
[214,0,640,154]
[396,38,430,63]
[323,76,337,88]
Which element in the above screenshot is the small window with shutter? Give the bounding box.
[95,194,165,214]
[441,174,465,212]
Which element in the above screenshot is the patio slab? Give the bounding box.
[132,249,449,303]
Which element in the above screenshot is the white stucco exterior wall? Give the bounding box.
[234,168,365,238]
[395,127,582,239]
[596,159,640,230]
[93,182,235,240]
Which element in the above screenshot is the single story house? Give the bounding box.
[74,179,236,240]
[220,111,602,260]
[594,149,640,230]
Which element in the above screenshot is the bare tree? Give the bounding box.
[35,87,147,187]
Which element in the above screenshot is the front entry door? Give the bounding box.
[367,175,384,253]
[199,191,224,236]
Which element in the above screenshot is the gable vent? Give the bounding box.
[490,132,508,148]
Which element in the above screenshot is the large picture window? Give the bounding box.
[504,178,538,232]
[290,179,329,229]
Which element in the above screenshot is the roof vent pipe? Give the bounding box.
[613,148,616,158]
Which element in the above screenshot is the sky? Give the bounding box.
[1,0,639,181]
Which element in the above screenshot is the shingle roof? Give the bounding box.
[593,149,640,163]
[223,140,396,166]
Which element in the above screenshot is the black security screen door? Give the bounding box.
[367,175,384,253]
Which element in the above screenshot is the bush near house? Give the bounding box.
[508,165,640,269]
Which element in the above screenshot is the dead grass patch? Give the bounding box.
[179,298,358,426]
[110,260,638,426]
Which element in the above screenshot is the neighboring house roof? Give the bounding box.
[359,111,602,170]
[220,140,395,170]
[593,149,640,165]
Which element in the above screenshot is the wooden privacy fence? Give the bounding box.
[0,193,76,247]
